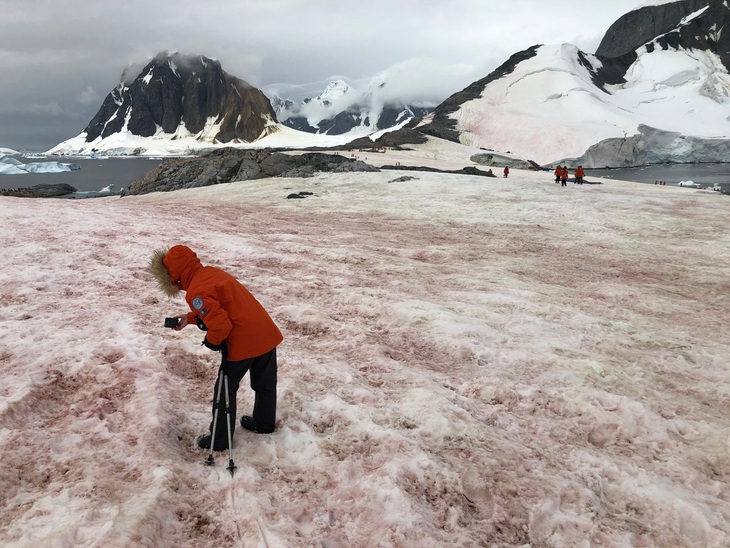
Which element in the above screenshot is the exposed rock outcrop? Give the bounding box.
[127,149,379,195]
[341,127,429,150]
[380,164,497,177]
[0,184,77,198]
[470,153,539,171]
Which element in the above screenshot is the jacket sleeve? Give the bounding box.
[187,293,232,346]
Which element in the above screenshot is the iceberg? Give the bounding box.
[0,155,80,175]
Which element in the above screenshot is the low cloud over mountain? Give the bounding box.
[268,78,432,136]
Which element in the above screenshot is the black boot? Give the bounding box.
[240,415,274,434]
[196,434,229,450]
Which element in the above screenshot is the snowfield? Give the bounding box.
[453,42,730,165]
[0,168,728,547]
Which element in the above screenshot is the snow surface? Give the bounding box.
[635,0,681,9]
[283,79,354,125]
[1,163,728,546]
[46,124,366,157]
[453,42,730,164]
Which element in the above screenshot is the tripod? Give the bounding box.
[205,369,237,476]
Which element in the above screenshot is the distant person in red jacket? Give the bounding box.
[554,166,561,183]
[561,166,569,186]
[575,166,585,185]
[503,166,510,178]
[150,245,283,450]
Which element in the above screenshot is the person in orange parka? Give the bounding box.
[575,165,585,185]
[150,245,283,450]
[561,166,569,187]
[554,166,561,184]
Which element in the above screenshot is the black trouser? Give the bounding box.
[209,348,277,446]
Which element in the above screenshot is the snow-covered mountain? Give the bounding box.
[49,52,279,156]
[419,0,730,167]
[267,78,432,136]
[48,55,433,156]
[46,1,730,165]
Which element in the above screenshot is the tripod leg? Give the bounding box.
[205,369,225,466]
[223,374,237,476]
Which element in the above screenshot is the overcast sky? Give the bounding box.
[0,0,644,151]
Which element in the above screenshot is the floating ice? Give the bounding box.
[0,155,80,175]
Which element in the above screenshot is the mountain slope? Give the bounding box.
[49,52,278,154]
[419,0,730,167]
[269,79,432,136]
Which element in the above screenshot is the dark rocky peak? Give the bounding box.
[597,0,730,70]
[83,51,276,144]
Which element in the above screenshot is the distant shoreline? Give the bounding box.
[1,150,728,195]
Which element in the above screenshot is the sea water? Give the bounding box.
[590,163,730,189]
[0,156,162,196]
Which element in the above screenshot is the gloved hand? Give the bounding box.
[202,337,225,352]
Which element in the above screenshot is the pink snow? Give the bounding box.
[0,167,728,547]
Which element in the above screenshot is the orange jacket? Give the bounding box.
[575,167,585,177]
[163,246,283,361]
[561,167,569,179]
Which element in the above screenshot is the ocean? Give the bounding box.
[590,163,730,189]
[0,157,162,196]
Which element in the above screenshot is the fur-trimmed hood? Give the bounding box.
[149,245,202,297]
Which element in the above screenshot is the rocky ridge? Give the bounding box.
[127,150,378,195]
[596,0,730,70]
[0,184,77,198]
[83,52,276,145]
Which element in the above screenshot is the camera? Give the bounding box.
[164,317,180,329]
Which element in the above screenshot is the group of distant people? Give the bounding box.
[497,164,588,185]
[554,165,585,186]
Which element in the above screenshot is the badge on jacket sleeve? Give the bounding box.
[192,297,204,310]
